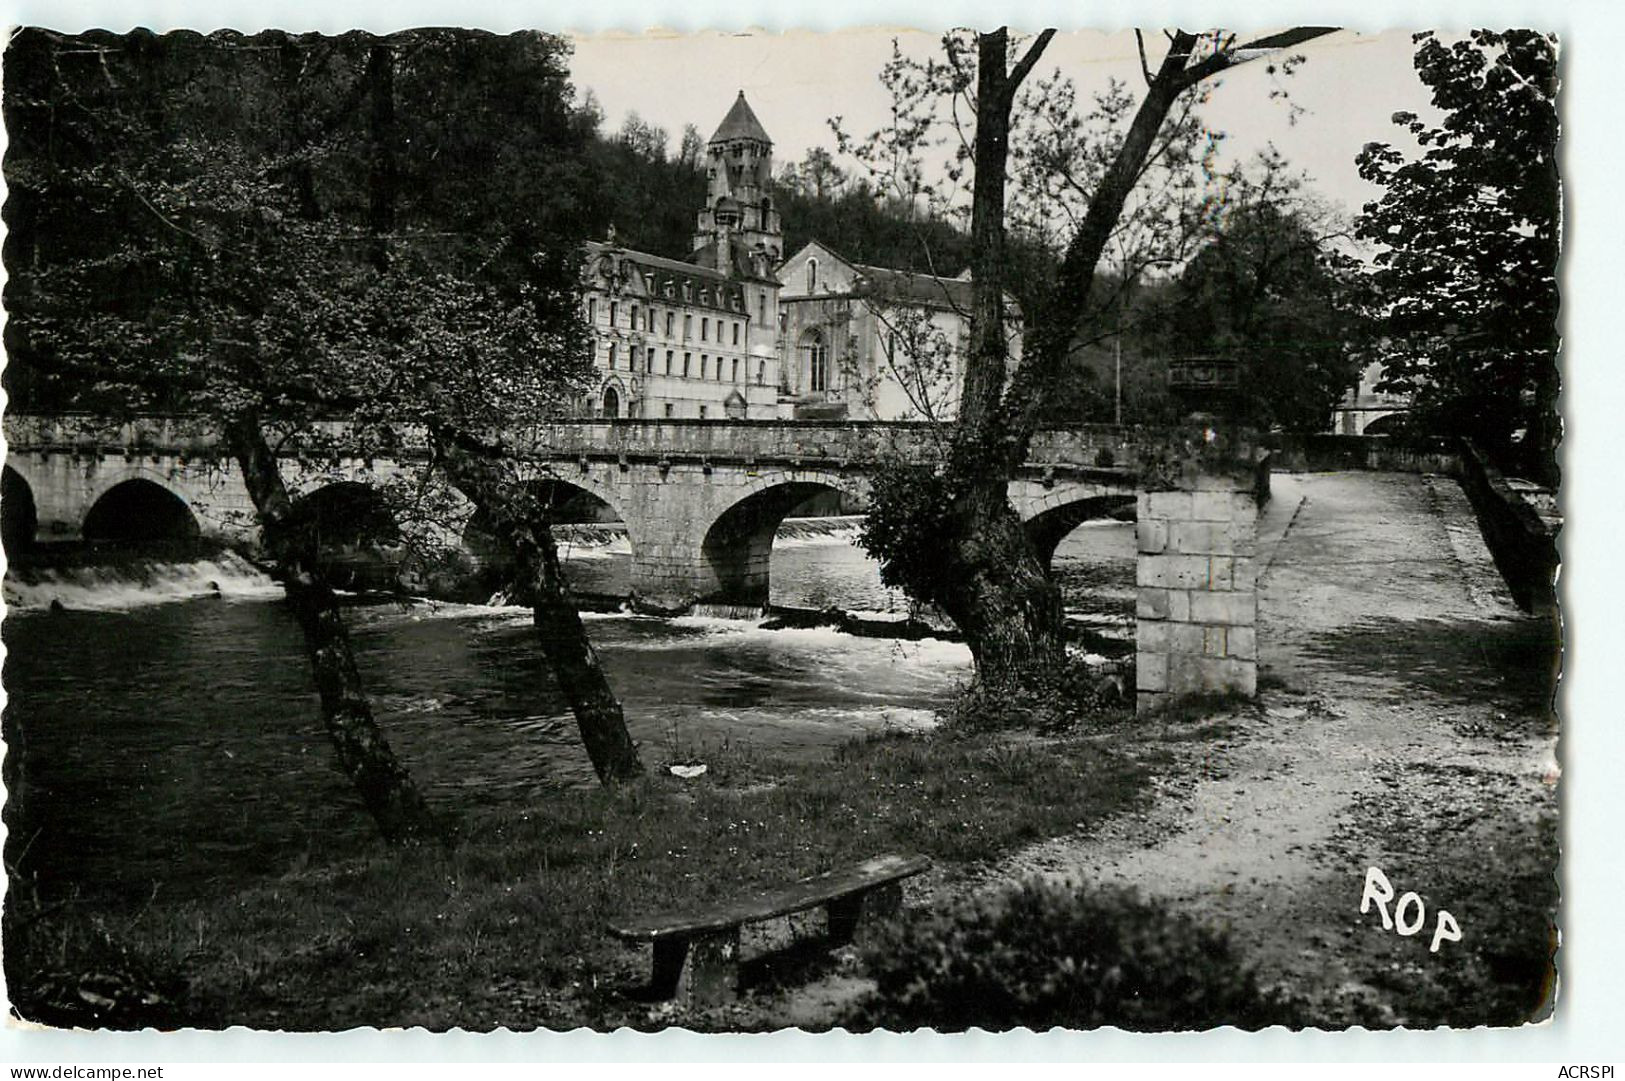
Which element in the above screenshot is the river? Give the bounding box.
[2,518,1134,906]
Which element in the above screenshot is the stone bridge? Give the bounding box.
[2,414,1268,710]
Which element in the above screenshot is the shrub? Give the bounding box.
[852,878,1299,1032]
[938,655,1129,733]
[857,464,963,604]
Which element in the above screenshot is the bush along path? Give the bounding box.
[747,471,1556,1032]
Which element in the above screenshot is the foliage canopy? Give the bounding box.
[1355,30,1560,479]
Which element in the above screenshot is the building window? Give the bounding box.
[683,314,692,340]
[757,360,765,385]
[629,345,639,370]
[608,343,617,369]
[602,385,620,418]
[699,404,708,419]
[701,355,708,379]
[664,403,674,418]
[630,304,638,329]
[647,308,655,332]
[666,349,674,375]
[666,311,675,337]
[683,352,691,377]
[806,258,818,293]
[610,301,618,327]
[804,329,830,393]
[731,358,739,382]
[758,294,766,326]
[588,297,596,324]
[701,318,709,342]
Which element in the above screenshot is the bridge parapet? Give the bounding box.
[6,413,1163,473]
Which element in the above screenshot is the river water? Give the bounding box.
[2,519,1134,906]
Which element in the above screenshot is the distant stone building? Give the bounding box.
[580,240,779,420]
[777,241,1022,421]
[577,92,1013,422]
[1333,358,1410,435]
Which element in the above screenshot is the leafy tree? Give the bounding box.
[1355,30,1559,482]
[617,109,669,161]
[3,28,643,842]
[1152,152,1364,432]
[848,28,1335,684]
[676,122,705,169]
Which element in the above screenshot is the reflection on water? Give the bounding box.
[2,516,1133,907]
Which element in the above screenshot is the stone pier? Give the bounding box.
[1134,476,1260,713]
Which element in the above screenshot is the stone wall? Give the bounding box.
[1135,480,1259,713]
[1270,433,1460,475]
[1457,439,1560,615]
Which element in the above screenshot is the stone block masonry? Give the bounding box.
[1136,482,1260,713]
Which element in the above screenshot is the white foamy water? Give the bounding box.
[3,551,283,611]
[552,534,632,561]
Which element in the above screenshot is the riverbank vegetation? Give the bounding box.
[5,718,1163,1031]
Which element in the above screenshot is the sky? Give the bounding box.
[568,28,1438,222]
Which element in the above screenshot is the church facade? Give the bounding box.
[578,92,1015,422]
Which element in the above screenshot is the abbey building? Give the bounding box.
[580,91,1020,422]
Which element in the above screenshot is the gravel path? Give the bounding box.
[979,471,1560,1027]
[761,471,1559,1030]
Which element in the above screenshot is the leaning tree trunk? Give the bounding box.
[226,412,437,844]
[922,29,1069,686]
[436,434,643,784]
[921,29,1320,683]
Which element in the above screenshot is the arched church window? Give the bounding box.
[602,386,620,418]
[803,329,830,393]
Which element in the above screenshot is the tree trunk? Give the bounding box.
[930,29,1068,684]
[226,413,437,844]
[919,30,1321,683]
[436,433,643,784]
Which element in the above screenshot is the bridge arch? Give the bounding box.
[461,475,634,599]
[2,465,38,556]
[82,476,201,546]
[698,470,865,607]
[1021,493,1137,570]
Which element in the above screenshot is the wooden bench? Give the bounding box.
[609,853,931,1004]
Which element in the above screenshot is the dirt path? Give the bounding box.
[780,471,1560,1029]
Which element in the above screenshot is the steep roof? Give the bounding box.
[709,91,771,145]
[851,262,977,313]
[778,241,1020,317]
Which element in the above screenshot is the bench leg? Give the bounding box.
[826,882,903,945]
[685,929,740,1006]
[650,937,690,1000]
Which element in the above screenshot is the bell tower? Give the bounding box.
[691,91,782,278]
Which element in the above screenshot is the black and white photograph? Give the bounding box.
[0,7,1589,1055]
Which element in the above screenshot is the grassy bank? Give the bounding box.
[6,724,1163,1031]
